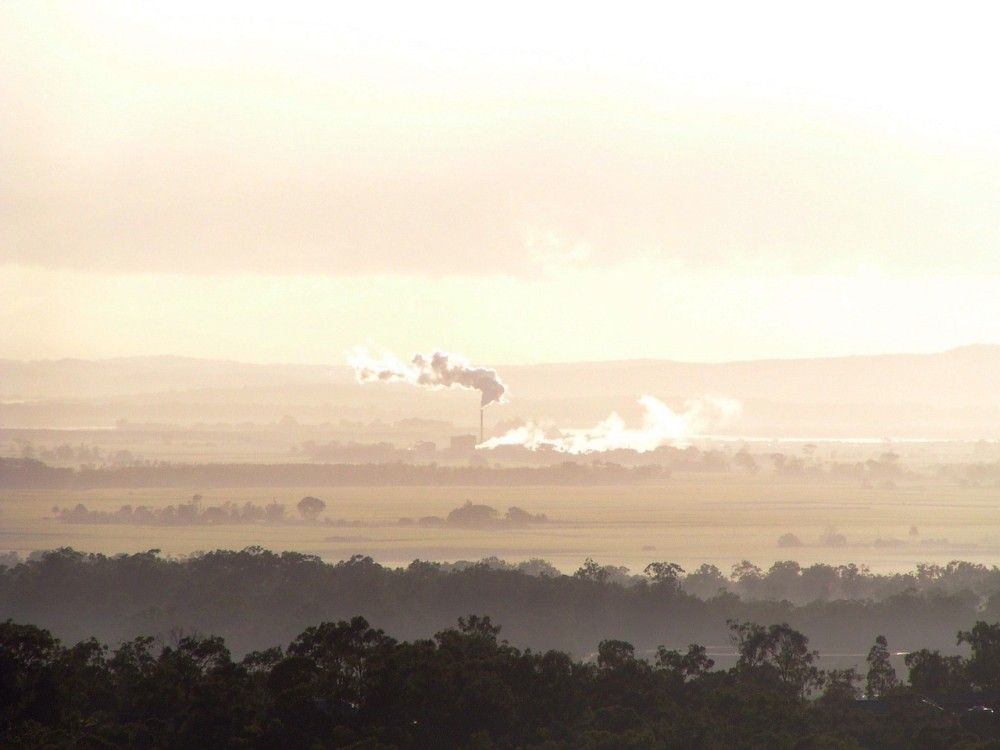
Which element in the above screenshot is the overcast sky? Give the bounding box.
[3,1,1000,363]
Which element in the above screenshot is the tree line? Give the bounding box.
[0,457,667,489]
[2,548,997,664]
[7,612,1000,748]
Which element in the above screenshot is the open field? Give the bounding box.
[4,474,1000,573]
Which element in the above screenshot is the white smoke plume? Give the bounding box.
[479,395,741,454]
[348,348,507,407]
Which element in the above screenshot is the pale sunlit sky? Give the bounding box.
[2,1,1000,364]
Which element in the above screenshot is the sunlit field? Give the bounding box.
[4,473,999,574]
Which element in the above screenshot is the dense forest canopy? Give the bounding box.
[6,612,1000,748]
[3,548,1000,664]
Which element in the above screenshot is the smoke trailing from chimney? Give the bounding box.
[349,348,507,407]
[479,395,741,454]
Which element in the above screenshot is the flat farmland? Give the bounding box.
[2,475,999,573]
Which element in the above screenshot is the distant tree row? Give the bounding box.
[0,457,668,489]
[46,498,551,529]
[6,453,1000,489]
[50,495,328,526]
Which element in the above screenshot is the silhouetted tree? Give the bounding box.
[865,635,898,697]
[958,621,1000,691]
[729,619,823,697]
[296,495,326,521]
[905,649,970,695]
[642,561,684,588]
[654,643,714,681]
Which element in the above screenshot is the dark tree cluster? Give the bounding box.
[410,501,548,528]
[8,614,1000,749]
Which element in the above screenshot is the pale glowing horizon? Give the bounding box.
[3,1,1000,364]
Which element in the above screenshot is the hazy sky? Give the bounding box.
[3,1,1000,363]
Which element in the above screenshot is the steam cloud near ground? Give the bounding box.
[480,395,742,454]
[349,349,506,406]
[349,348,740,452]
